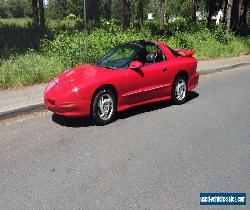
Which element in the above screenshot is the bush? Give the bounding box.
[0,22,250,89]
[144,19,162,35]
[165,28,250,59]
[0,51,64,89]
[42,28,153,67]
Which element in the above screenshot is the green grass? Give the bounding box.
[166,30,250,59]
[0,52,64,89]
[0,23,250,90]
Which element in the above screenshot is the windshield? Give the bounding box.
[95,44,142,69]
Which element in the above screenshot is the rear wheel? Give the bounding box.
[91,89,117,125]
[172,76,188,105]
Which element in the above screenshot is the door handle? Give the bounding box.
[163,68,168,72]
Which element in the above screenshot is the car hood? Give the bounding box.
[56,64,108,86]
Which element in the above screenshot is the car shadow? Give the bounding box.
[52,114,95,128]
[117,91,199,120]
[52,91,199,128]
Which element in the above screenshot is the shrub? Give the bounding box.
[42,28,153,67]
[0,22,250,89]
[0,51,64,89]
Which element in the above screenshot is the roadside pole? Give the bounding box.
[83,0,87,63]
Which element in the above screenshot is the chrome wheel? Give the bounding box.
[97,93,114,121]
[175,78,187,101]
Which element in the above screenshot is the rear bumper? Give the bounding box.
[188,71,199,91]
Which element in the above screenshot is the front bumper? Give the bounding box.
[44,84,91,117]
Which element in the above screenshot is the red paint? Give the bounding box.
[44,41,199,117]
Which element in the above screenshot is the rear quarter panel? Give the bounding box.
[165,56,198,89]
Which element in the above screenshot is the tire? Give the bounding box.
[91,88,117,125]
[172,75,188,105]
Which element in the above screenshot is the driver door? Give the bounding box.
[121,45,171,105]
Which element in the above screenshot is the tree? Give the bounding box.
[32,0,45,30]
[32,0,39,24]
[121,0,131,29]
[0,0,32,18]
[0,0,9,18]
[191,0,197,24]
[160,0,167,30]
[230,0,248,31]
[241,0,249,24]
[231,0,240,29]
[206,0,223,27]
[223,0,228,23]
[138,0,144,28]
[226,0,234,32]
[87,0,101,26]
[102,0,112,20]
[38,0,45,29]
[164,0,196,23]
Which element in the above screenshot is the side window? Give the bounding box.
[145,44,165,64]
[132,43,165,66]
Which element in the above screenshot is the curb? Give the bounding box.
[1,61,250,121]
[199,62,250,75]
[0,103,45,121]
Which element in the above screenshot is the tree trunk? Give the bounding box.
[87,0,100,26]
[231,0,240,29]
[231,0,246,30]
[241,0,249,24]
[122,0,130,29]
[207,0,215,27]
[138,0,144,28]
[38,0,45,30]
[160,0,167,30]
[106,0,112,20]
[192,0,197,25]
[95,0,101,26]
[226,0,234,32]
[32,0,39,25]
[223,0,228,23]
[238,0,244,25]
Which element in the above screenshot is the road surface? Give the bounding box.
[0,66,249,209]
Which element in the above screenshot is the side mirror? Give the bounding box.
[129,61,143,70]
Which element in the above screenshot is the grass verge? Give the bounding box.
[0,27,250,90]
[0,52,64,89]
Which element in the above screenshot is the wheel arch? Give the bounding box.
[175,70,189,81]
[91,84,118,112]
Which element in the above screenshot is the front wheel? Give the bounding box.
[172,76,188,105]
[91,89,117,125]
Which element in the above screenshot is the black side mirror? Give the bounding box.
[146,53,156,63]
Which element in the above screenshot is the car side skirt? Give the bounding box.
[117,95,172,112]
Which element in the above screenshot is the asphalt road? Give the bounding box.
[0,66,249,210]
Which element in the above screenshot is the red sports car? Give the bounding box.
[44,40,199,125]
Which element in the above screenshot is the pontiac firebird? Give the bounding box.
[44,40,199,125]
